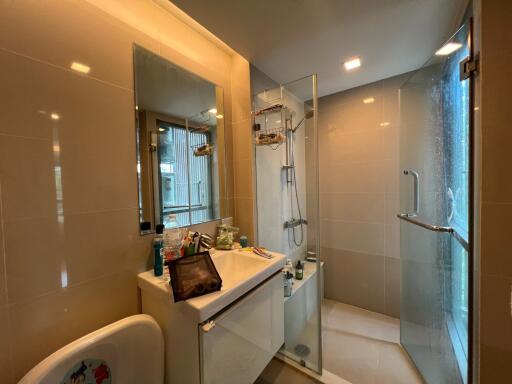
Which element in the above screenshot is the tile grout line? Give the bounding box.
[0,179,15,382]
[0,179,8,303]
[0,47,134,93]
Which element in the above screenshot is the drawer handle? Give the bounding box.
[202,321,216,333]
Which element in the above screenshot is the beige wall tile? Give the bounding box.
[0,306,12,383]
[63,209,141,286]
[478,1,512,380]
[321,247,386,314]
[0,1,246,380]
[0,135,56,222]
[4,217,64,304]
[479,273,512,354]
[234,197,255,244]
[231,83,252,123]
[0,50,138,216]
[321,219,385,256]
[320,192,386,223]
[480,343,512,383]
[385,222,400,259]
[8,271,139,382]
[232,119,254,162]
[384,256,400,317]
[0,204,5,307]
[480,202,512,277]
[0,0,158,90]
[321,160,387,195]
[318,74,402,316]
[234,158,254,199]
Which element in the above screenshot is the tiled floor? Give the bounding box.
[322,299,424,384]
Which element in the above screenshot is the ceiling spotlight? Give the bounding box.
[380,122,390,127]
[50,113,60,120]
[70,61,91,74]
[435,42,462,56]
[208,108,217,114]
[216,114,224,119]
[344,57,361,71]
[363,97,375,104]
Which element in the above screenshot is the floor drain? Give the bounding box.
[294,344,311,357]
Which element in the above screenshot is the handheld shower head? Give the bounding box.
[291,109,314,133]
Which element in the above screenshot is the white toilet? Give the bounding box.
[19,314,164,384]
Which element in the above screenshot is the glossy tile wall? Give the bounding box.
[475,0,512,381]
[0,1,249,382]
[318,74,409,318]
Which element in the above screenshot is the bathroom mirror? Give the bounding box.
[133,45,227,234]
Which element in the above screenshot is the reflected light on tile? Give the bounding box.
[208,108,217,114]
[50,113,60,120]
[70,61,91,74]
[380,122,390,127]
[344,57,361,71]
[435,42,462,56]
[61,262,68,289]
[363,97,375,104]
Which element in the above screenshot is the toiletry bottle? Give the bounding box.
[283,271,293,297]
[295,260,304,280]
[153,224,165,277]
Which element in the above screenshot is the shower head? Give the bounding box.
[291,109,314,133]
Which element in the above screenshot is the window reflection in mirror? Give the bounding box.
[133,45,226,234]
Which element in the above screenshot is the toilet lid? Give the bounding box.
[60,358,111,384]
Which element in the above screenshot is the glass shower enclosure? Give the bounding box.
[253,75,322,373]
[399,20,473,384]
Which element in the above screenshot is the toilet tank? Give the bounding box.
[18,314,164,384]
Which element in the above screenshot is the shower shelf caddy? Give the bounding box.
[252,89,291,147]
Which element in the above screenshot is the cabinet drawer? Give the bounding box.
[199,273,284,384]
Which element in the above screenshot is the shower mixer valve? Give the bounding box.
[284,218,308,229]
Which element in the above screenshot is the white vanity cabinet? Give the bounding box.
[200,273,284,384]
[138,251,285,384]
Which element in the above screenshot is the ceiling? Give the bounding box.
[170,0,468,97]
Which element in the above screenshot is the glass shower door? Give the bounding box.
[399,21,472,384]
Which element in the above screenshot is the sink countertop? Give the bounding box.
[138,249,285,322]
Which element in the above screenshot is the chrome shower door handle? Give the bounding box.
[403,170,419,217]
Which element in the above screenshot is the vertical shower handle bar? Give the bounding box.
[403,170,419,217]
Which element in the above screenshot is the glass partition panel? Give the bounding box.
[253,74,321,373]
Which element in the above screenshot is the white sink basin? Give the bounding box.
[137,249,285,322]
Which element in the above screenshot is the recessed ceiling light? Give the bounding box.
[158,128,165,132]
[435,42,462,56]
[70,61,91,74]
[216,114,224,119]
[344,57,361,71]
[363,97,375,104]
[380,122,390,127]
[135,105,139,110]
[208,108,217,114]
[50,113,60,120]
